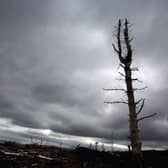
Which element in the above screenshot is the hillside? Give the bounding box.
[0,142,168,168]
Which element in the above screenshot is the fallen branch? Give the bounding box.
[1,150,21,156]
[38,155,54,160]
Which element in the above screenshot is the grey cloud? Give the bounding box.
[0,0,49,26]
[0,0,167,149]
[0,96,39,128]
[32,83,83,106]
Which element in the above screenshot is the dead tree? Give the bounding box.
[104,19,156,167]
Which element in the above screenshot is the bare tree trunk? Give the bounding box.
[104,18,156,167]
[112,19,143,167]
[125,65,142,164]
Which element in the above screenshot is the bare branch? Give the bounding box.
[118,72,125,77]
[120,63,125,69]
[131,67,139,71]
[124,19,132,64]
[104,101,128,104]
[138,113,157,122]
[125,77,139,81]
[116,19,125,64]
[129,37,133,43]
[136,99,145,115]
[126,78,142,83]
[134,86,148,91]
[116,78,125,81]
[103,88,126,92]
[118,19,122,53]
[132,78,138,81]
[136,98,145,105]
[132,78,143,83]
[127,21,134,27]
[112,43,119,53]
[116,63,121,72]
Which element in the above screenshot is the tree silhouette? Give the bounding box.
[104,19,156,168]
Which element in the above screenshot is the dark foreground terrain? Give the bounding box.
[0,142,168,168]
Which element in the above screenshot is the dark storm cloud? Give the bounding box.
[0,95,39,128]
[138,89,168,141]
[0,0,49,25]
[31,80,109,137]
[0,0,168,148]
[32,83,87,106]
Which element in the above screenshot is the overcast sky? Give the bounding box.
[0,0,168,149]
